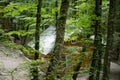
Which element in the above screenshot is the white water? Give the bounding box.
[28,25,76,55]
[28,26,56,55]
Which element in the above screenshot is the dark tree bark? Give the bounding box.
[46,0,69,80]
[72,61,82,80]
[113,0,120,62]
[31,0,42,80]
[34,0,42,60]
[72,43,87,80]
[89,0,102,80]
[102,0,116,80]
[55,0,58,27]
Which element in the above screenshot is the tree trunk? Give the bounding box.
[72,42,87,80]
[113,0,120,62]
[89,0,102,80]
[102,0,116,80]
[31,0,42,80]
[72,61,82,80]
[46,0,69,80]
[34,0,42,60]
[55,0,58,27]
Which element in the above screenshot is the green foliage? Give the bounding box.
[7,30,35,37]
[102,0,109,25]
[65,1,94,40]
[0,29,4,34]
[0,29,10,41]
[1,40,34,59]
[0,2,36,17]
[0,0,111,79]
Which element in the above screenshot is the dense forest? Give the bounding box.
[0,0,120,80]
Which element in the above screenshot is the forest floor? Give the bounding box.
[0,43,120,80]
[77,62,120,80]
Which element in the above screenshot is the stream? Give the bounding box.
[0,25,120,80]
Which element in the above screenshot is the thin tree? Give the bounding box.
[55,0,58,27]
[46,0,69,80]
[89,0,102,80]
[102,0,116,80]
[31,0,42,80]
[35,0,42,60]
[72,44,87,80]
[113,0,120,61]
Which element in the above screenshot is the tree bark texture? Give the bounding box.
[113,0,120,61]
[72,43,87,80]
[31,0,42,80]
[46,0,69,80]
[34,0,42,60]
[55,0,58,27]
[89,0,102,80]
[102,0,116,80]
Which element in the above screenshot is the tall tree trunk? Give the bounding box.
[89,0,102,80]
[35,0,42,60]
[113,0,120,62]
[31,0,42,80]
[102,0,116,80]
[46,0,69,80]
[55,0,58,27]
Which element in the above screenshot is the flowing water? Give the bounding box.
[28,26,56,55]
[0,25,120,80]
